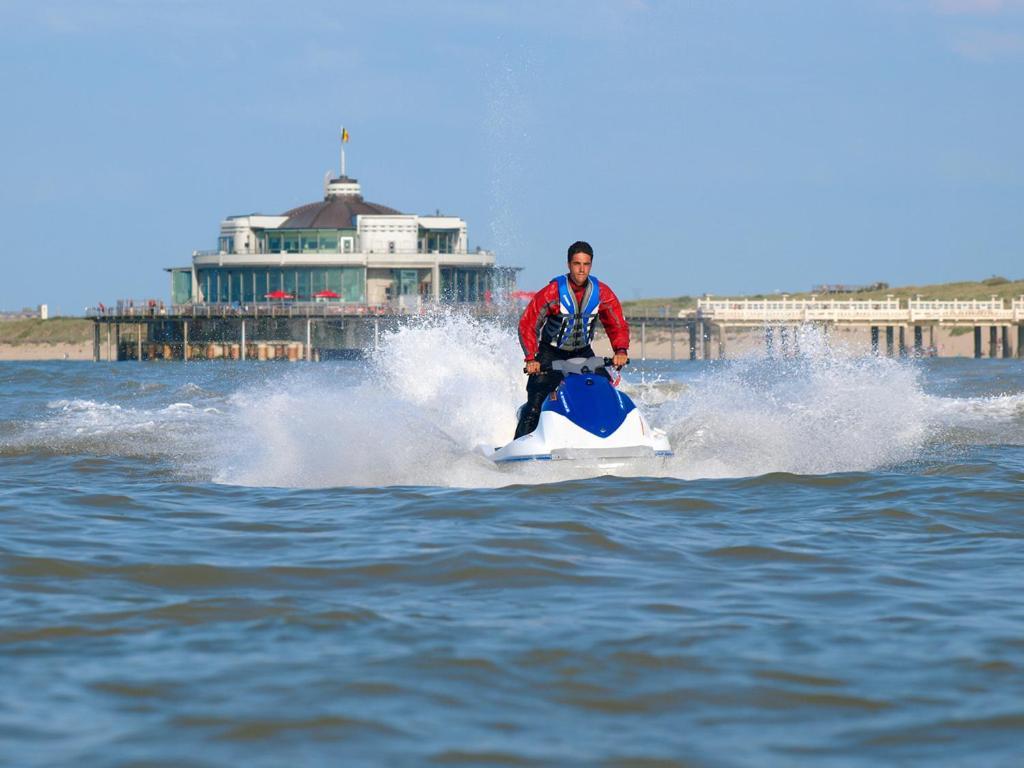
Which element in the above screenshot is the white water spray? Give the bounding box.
[7,316,1024,487]
[205,318,1023,486]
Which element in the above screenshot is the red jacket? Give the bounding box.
[518,277,630,361]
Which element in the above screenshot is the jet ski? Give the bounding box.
[491,356,673,464]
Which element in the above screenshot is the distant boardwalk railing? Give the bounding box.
[692,296,1024,325]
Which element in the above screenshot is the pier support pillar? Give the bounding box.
[640,321,646,361]
[1002,326,1011,358]
[765,326,775,358]
[974,326,982,358]
[115,324,121,361]
[718,326,726,360]
[374,319,380,351]
[791,326,800,357]
[1018,324,1024,359]
[885,326,894,357]
[183,321,189,362]
[870,326,879,355]
[989,326,998,358]
[779,326,789,357]
[93,323,101,362]
[106,323,112,362]
[702,322,711,361]
[669,320,676,361]
[137,323,143,361]
[913,325,923,357]
[241,319,246,361]
[688,321,698,360]
[898,325,907,357]
[306,319,312,362]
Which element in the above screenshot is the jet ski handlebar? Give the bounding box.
[524,356,630,375]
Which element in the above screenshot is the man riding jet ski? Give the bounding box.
[514,240,630,439]
[492,241,672,463]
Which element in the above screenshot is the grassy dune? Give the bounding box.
[621,276,1024,315]
[0,318,95,345]
[620,296,697,316]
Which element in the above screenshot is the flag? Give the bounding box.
[341,127,350,143]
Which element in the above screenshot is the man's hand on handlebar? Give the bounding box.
[525,355,629,375]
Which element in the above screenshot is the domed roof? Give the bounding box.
[279,178,400,229]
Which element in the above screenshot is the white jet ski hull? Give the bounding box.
[492,409,673,464]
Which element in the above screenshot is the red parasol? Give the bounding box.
[314,290,341,299]
[264,290,294,300]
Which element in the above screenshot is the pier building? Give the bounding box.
[89,140,520,362]
[167,162,513,311]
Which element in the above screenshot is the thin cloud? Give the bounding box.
[931,0,1024,14]
[950,28,1024,59]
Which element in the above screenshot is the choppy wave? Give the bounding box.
[2,314,1023,487]
[4,342,1024,766]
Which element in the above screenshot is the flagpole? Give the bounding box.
[340,128,346,178]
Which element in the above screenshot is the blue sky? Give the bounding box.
[1,0,1022,313]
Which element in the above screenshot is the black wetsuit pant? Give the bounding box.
[514,344,606,439]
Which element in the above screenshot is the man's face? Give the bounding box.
[568,252,593,286]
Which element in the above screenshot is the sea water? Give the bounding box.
[2,316,1023,766]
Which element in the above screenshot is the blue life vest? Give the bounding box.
[543,275,602,351]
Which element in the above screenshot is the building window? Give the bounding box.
[388,241,395,254]
[424,231,456,254]
[312,270,326,295]
[172,270,192,305]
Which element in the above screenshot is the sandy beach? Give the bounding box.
[0,343,104,361]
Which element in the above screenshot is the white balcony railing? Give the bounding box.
[691,295,1024,324]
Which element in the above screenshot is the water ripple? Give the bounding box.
[3,359,1024,766]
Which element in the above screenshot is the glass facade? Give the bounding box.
[171,269,193,305]
[440,268,492,302]
[419,229,457,254]
[198,267,366,303]
[262,229,355,254]
[393,269,420,296]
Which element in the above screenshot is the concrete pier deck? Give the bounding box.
[87,302,515,362]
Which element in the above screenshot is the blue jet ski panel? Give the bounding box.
[542,374,636,437]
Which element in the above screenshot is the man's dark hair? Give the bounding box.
[567,241,594,262]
